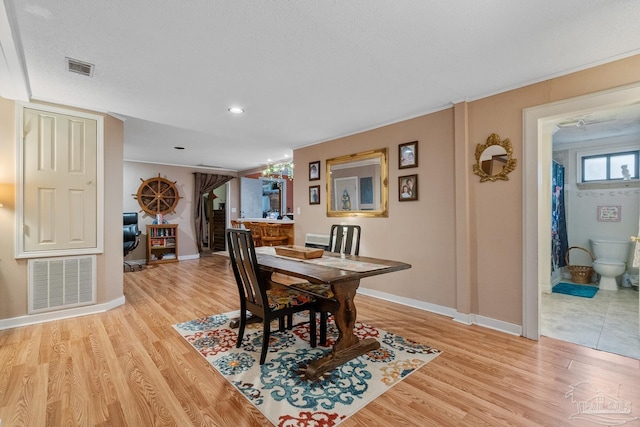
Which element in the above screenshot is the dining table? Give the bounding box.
[254,247,411,380]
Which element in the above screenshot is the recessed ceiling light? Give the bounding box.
[228,107,244,114]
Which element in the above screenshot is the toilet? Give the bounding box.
[590,238,631,291]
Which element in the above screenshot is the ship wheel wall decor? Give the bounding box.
[134,174,183,215]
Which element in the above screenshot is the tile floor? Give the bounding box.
[541,283,640,359]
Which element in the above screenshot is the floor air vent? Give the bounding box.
[28,255,97,314]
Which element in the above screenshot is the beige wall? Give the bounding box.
[294,109,458,309]
[2,54,639,329]
[0,98,124,320]
[294,54,640,327]
[0,97,22,318]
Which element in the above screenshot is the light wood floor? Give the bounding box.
[1,256,639,426]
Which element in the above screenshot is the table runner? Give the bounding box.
[255,247,390,272]
[301,256,389,272]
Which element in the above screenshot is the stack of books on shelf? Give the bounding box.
[150,238,165,247]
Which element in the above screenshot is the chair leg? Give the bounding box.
[260,320,271,364]
[278,317,285,331]
[123,261,142,271]
[286,313,293,329]
[237,310,246,348]
[319,311,328,346]
[309,309,317,348]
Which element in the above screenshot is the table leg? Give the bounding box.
[304,279,380,380]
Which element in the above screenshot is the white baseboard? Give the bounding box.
[358,287,522,336]
[470,314,522,336]
[0,281,524,337]
[0,295,126,331]
[453,312,473,325]
[126,253,201,266]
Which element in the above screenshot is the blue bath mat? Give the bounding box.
[552,283,598,298]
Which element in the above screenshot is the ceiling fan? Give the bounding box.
[552,116,616,134]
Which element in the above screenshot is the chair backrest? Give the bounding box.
[123,212,140,255]
[123,212,138,227]
[329,224,361,255]
[245,222,263,246]
[260,223,289,246]
[226,228,267,310]
[261,223,283,238]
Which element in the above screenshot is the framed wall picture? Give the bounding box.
[398,174,418,201]
[309,161,320,181]
[309,185,321,205]
[399,141,418,169]
[334,177,359,211]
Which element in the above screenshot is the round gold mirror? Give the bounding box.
[473,133,517,182]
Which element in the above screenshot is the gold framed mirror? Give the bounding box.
[326,148,389,217]
[473,133,517,182]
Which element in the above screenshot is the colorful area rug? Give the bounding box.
[552,282,599,298]
[173,311,440,426]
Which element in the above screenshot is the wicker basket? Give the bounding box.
[564,246,595,284]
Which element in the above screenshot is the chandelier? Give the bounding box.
[262,160,294,180]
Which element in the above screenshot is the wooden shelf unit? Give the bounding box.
[212,209,226,251]
[146,224,179,264]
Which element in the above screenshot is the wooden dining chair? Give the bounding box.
[230,219,242,229]
[226,228,317,364]
[260,223,290,246]
[245,222,263,246]
[329,224,361,256]
[289,224,362,345]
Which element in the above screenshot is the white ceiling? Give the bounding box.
[2,1,640,171]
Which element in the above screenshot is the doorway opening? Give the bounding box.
[523,83,640,358]
[202,183,229,253]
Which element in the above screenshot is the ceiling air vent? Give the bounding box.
[66,57,94,77]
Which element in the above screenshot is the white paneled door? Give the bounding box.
[22,108,98,252]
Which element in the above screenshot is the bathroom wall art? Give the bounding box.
[597,205,621,222]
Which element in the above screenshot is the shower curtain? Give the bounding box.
[551,161,569,272]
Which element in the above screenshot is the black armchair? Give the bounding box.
[123,212,142,271]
